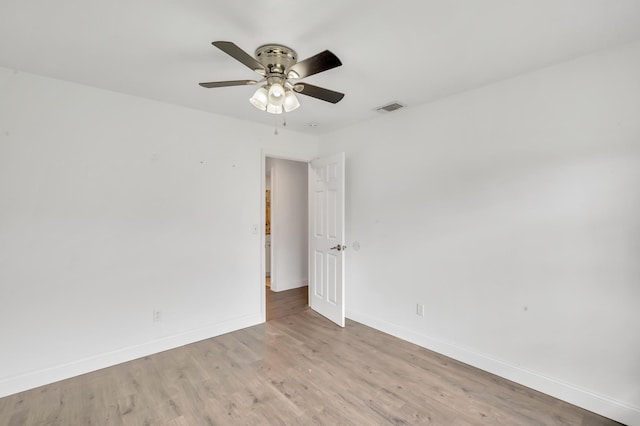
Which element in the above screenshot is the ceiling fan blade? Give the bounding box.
[212,41,266,75]
[287,50,342,79]
[293,83,345,104]
[199,80,258,88]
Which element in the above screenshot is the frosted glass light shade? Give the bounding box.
[250,83,300,115]
[268,83,285,106]
[249,87,269,110]
[266,103,283,114]
[283,89,300,112]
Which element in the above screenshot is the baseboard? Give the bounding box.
[271,278,308,292]
[0,313,263,398]
[346,310,639,426]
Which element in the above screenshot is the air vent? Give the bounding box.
[376,102,405,113]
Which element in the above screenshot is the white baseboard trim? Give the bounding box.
[271,278,308,292]
[346,310,639,426]
[0,313,263,399]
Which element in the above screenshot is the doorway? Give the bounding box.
[265,156,309,321]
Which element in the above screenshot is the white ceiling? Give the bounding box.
[1,1,639,134]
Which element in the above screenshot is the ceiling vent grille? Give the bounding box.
[376,102,405,113]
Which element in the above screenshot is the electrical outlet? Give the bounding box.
[153,310,162,322]
[416,304,425,317]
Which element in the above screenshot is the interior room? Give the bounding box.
[1,1,639,424]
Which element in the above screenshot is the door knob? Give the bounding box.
[330,244,347,251]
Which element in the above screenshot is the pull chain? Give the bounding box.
[274,115,287,135]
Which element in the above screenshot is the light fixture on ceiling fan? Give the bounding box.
[248,76,298,114]
[199,41,344,114]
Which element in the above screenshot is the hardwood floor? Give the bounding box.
[0,310,619,425]
[266,283,308,321]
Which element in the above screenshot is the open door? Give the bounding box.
[308,152,346,327]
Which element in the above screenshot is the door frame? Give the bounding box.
[260,149,315,323]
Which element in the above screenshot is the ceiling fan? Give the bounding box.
[199,41,344,114]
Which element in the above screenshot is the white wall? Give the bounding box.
[266,157,308,291]
[0,68,318,397]
[319,41,640,425]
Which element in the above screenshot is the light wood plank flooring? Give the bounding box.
[266,284,308,321]
[0,310,619,425]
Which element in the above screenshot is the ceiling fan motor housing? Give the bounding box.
[255,44,298,76]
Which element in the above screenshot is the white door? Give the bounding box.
[308,152,346,327]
